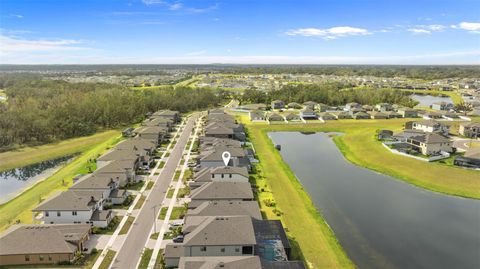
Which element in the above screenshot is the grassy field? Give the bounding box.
[119,216,135,235]
[0,130,120,172]
[243,117,480,268]
[138,248,153,269]
[0,131,122,232]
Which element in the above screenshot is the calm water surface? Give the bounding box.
[0,155,74,204]
[410,93,453,107]
[269,132,480,269]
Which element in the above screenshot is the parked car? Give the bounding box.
[173,235,184,243]
[170,219,184,228]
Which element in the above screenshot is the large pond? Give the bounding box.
[269,132,480,269]
[0,155,75,204]
[410,93,453,107]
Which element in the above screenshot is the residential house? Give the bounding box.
[70,174,127,205]
[316,103,331,112]
[421,111,443,120]
[185,201,262,220]
[375,103,393,112]
[459,122,480,138]
[345,102,362,110]
[249,110,266,122]
[287,102,302,109]
[136,126,168,144]
[377,130,394,140]
[431,102,454,111]
[335,111,353,119]
[32,190,112,227]
[302,101,317,110]
[190,167,249,189]
[454,148,480,168]
[199,146,250,169]
[319,112,337,121]
[271,100,285,110]
[188,182,254,209]
[267,113,285,122]
[353,112,371,120]
[362,105,374,112]
[0,224,91,266]
[142,117,174,131]
[151,110,180,123]
[300,108,317,119]
[411,120,450,135]
[177,256,262,269]
[369,111,389,119]
[284,113,301,121]
[406,133,453,155]
[164,216,256,268]
[397,107,418,118]
[95,159,136,186]
[385,111,402,119]
[204,123,234,139]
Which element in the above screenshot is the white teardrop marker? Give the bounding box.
[222,151,231,166]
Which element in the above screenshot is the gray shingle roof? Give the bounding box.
[0,224,90,255]
[183,216,256,246]
[33,190,104,211]
[178,256,262,269]
[70,174,118,190]
[189,182,253,201]
[186,200,261,220]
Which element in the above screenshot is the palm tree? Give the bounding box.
[454,102,473,116]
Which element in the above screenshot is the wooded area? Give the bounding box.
[0,76,223,150]
[240,83,418,107]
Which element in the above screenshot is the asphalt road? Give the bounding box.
[111,115,197,269]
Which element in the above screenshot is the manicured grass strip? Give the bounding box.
[0,131,122,232]
[119,216,135,235]
[154,250,165,269]
[173,170,181,181]
[158,206,186,220]
[247,125,354,269]
[0,130,119,172]
[146,181,154,190]
[134,195,146,210]
[166,188,175,199]
[150,232,159,240]
[138,248,153,269]
[98,250,116,269]
[159,161,166,168]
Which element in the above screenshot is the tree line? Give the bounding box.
[0,77,223,151]
[240,83,418,107]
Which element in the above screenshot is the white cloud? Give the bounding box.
[8,14,23,19]
[452,22,480,32]
[141,0,166,5]
[425,24,445,31]
[169,2,183,10]
[0,34,89,55]
[408,28,431,34]
[286,26,369,39]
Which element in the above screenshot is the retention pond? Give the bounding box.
[269,132,480,269]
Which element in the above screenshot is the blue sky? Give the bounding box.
[0,0,479,64]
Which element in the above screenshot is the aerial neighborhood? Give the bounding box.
[0,110,180,266]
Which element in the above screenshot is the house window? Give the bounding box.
[229,174,232,178]
[211,174,214,178]
[45,211,49,217]
[57,211,61,217]
[220,247,225,253]
[242,246,253,255]
[235,248,240,253]
[221,174,224,178]
[25,255,30,261]
[48,255,52,261]
[72,211,77,216]
[200,246,207,252]
[39,255,44,261]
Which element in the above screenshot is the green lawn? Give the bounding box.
[134,195,146,210]
[158,206,186,220]
[146,181,154,190]
[0,131,122,232]
[119,216,135,235]
[0,130,120,172]
[244,118,480,268]
[138,248,153,269]
[173,170,181,181]
[98,250,116,269]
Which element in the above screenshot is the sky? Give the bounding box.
[0,0,479,64]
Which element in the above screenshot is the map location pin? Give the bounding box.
[222,151,231,166]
